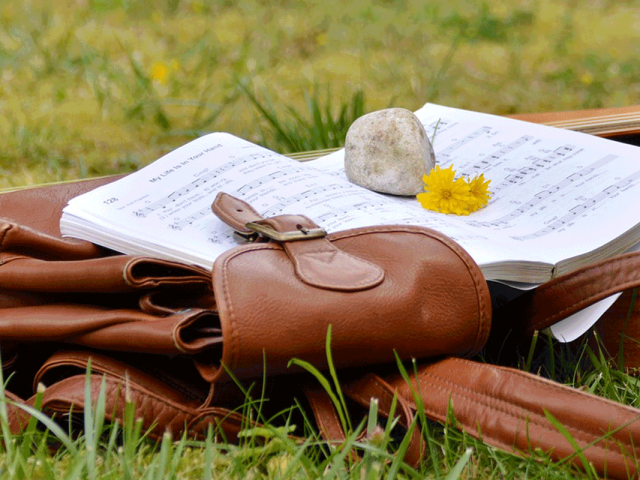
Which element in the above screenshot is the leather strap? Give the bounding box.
[496,251,640,336]
[301,354,640,478]
[385,357,640,479]
[303,373,424,468]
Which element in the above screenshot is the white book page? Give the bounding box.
[62,132,498,268]
[313,103,640,270]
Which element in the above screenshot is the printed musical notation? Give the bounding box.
[460,155,624,240]
[133,153,267,218]
[467,154,619,231]
[438,126,492,160]
[513,168,640,241]
[261,184,353,217]
[235,166,302,195]
[472,136,533,172]
[491,144,577,194]
[169,207,211,231]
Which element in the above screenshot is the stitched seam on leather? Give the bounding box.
[291,247,384,289]
[490,362,640,419]
[455,359,640,438]
[417,370,633,462]
[421,363,638,454]
[220,254,239,374]
[407,379,521,454]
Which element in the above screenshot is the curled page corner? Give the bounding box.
[549,293,621,343]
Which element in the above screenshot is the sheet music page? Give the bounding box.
[62,132,486,268]
[314,103,640,271]
[62,103,640,278]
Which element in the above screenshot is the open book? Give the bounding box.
[61,103,640,286]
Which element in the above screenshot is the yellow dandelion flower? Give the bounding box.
[417,165,472,215]
[150,62,169,84]
[466,173,492,212]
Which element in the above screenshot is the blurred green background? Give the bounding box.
[1,0,639,188]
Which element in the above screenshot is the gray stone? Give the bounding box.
[344,108,435,196]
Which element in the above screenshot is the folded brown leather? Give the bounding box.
[0,221,102,261]
[6,164,640,479]
[0,305,221,355]
[0,255,210,293]
[31,350,246,443]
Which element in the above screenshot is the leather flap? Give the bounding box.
[209,224,491,383]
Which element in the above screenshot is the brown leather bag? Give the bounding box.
[3,106,640,478]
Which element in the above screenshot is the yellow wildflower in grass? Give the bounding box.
[150,62,170,84]
[466,173,492,212]
[417,165,473,216]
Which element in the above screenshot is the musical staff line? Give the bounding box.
[472,135,533,171]
[261,184,353,217]
[133,153,267,218]
[467,154,618,231]
[438,127,492,159]
[513,167,640,240]
[169,207,211,231]
[236,166,300,194]
[491,144,577,194]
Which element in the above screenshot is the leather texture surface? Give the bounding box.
[209,194,491,382]
[388,357,640,479]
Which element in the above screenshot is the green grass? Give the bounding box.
[2,0,640,187]
[1,332,639,479]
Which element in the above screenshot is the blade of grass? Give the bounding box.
[325,325,352,433]
[288,357,349,435]
[444,448,473,480]
[543,409,598,479]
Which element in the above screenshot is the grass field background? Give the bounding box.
[2,0,640,188]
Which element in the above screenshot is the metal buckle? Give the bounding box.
[244,222,327,242]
